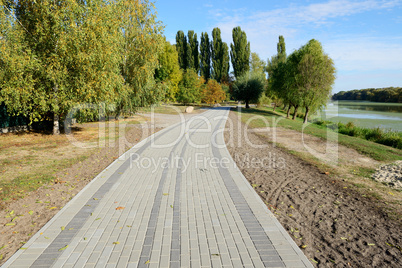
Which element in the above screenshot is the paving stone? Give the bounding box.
[3,109,312,268]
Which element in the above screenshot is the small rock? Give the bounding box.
[185,106,194,113]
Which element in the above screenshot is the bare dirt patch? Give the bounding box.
[225,111,402,267]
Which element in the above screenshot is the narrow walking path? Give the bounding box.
[3,108,312,268]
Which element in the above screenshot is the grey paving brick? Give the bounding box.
[3,109,312,268]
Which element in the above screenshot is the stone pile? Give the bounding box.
[371,160,402,190]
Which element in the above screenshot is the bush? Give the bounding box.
[363,127,384,141]
[176,69,204,105]
[377,131,402,149]
[202,79,226,105]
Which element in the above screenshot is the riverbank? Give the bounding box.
[226,109,402,267]
[322,100,402,131]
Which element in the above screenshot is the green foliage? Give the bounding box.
[277,35,287,63]
[155,39,182,102]
[187,30,199,72]
[232,72,265,108]
[0,0,164,133]
[250,52,266,77]
[177,69,204,105]
[257,93,272,108]
[211,28,230,83]
[0,103,29,128]
[237,107,402,161]
[334,122,402,149]
[230,26,250,78]
[332,87,402,103]
[268,37,336,123]
[200,32,211,80]
[175,30,188,70]
[290,39,336,122]
[266,36,287,109]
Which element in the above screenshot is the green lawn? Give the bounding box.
[233,106,402,162]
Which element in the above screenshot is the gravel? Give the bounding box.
[371,160,402,190]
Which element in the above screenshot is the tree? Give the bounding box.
[187,30,199,72]
[0,0,125,134]
[232,71,265,108]
[155,39,182,102]
[292,39,336,123]
[230,26,250,78]
[277,35,286,63]
[200,32,211,80]
[0,0,164,134]
[175,30,188,69]
[202,79,226,105]
[250,52,266,77]
[266,35,287,112]
[115,0,164,116]
[176,69,204,105]
[211,27,230,83]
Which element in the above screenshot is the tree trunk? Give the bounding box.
[53,113,60,135]
[292,105,299,120]
[283,103,287,110]
[286,105,292,118]
[273,103,277,112]
[303,106,309,124]
[53,84,60,135]
[245,100,250,108]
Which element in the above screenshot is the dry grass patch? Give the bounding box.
[0,115,148,206]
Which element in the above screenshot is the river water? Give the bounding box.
[319,101,402,132]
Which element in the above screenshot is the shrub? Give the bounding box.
[202,79,226,105]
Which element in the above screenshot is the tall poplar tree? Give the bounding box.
[277,35,286,63]
[230,26,250,78]
[200,32,211,80]
[187,30,199,72]
[266,35,288,111]
[211,27,230,83]
[175,30,188,70]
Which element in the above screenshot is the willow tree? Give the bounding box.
[117,0,164,115]
[1,0,123,134]
[0,0,163,133]
[232,71,265,108]
[292,39,336,123]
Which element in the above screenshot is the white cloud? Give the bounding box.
[204,0,402,90]
[325,36,402,71]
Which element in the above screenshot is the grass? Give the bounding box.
[233,106,402,162]
[316,121,402,150]
[0,116,146,208]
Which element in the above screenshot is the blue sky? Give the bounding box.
[154,0,402,93]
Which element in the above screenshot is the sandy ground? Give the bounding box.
[224,111,402,267]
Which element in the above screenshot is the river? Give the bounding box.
[320,101,402,132]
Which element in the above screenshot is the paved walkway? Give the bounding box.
[3,108,312,268]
